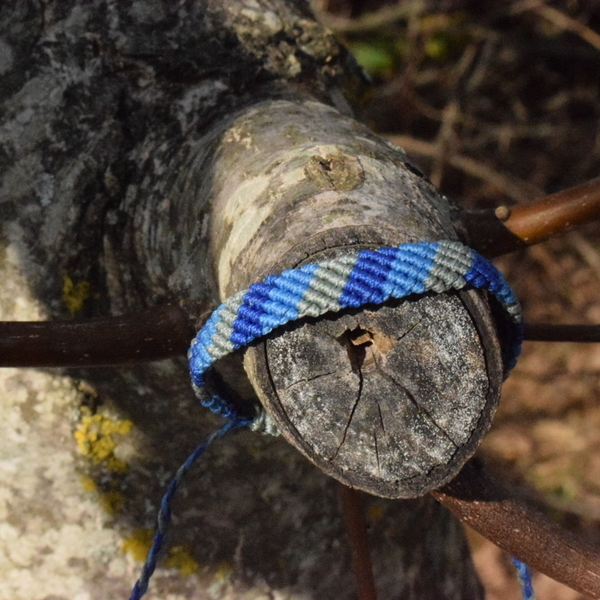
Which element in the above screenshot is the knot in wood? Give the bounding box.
[304,152,365,191]
[341,326,394,373]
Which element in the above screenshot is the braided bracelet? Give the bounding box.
[130,239,531,600]
[188,239,524,431]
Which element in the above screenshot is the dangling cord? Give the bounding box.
[512,557,536,600]
[128,417,250,600]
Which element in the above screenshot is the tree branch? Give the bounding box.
[0,312,596,372]
[460,177,600,257]
[0,303,196,367]
[431,459,600,599]
[524,323,600,343]
[338,484,378,600]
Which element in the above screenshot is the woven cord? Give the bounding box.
[189,240,523,425]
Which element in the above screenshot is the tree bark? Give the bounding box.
[0,1,489,598]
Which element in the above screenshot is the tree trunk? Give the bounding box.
[0,1,486,598]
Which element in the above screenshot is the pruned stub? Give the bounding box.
[212,99,505,499]
[249,287,503,499]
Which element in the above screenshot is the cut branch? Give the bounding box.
[460,177,600,257]
[432,460,600,599]
[339,484,378,600]
[213,99,503,502]
[0,303,195,367]
[524,323,600,343]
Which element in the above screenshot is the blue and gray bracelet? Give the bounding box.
[188,239,524,430]
[130,239,533,600]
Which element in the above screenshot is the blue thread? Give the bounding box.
[383,246,433,295]
[128,418,249,600]
[245,285,298,320]
[512,557,536,600]
[200,393,252,421]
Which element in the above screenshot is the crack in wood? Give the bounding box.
[329,358,364,463]
[381,368,459,449]
[373,429,381,477]
[281,368,347,392]
[395,318,423,344]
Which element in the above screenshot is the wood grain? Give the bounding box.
[252,290,502,497]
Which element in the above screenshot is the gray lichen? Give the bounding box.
[0,2,484,598]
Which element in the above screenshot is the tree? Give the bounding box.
[0,2,598,599]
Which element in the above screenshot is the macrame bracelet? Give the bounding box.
[130,240,533,600]
[188,239,524,431]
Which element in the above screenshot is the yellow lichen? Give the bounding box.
[98,490,125,515]
[62,273,91,314]
[214,560,233,581]
[74,411,133,473]
[165,546,200,576]
[122,528,154,563]
[122,531,200,576]
[80,474,98,493]
[80,474,124,515]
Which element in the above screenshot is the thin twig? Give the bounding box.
[566,231,600,281]
[0,303,196,367]
[512,0,600,53]
[524,323,600,343]
[432,459,600,599]
[492,176,600,247]
[430,44,481,189]
[398,83,569,145]
[459,177,600,257]
[429,101,459,189]
[338,483,378,600]
[314,0,425,34]
[538,5,600,53]
[388,134,537,201]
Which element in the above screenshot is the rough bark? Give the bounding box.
[0,1,490,598]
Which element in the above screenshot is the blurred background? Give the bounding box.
[312,1,600,598]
